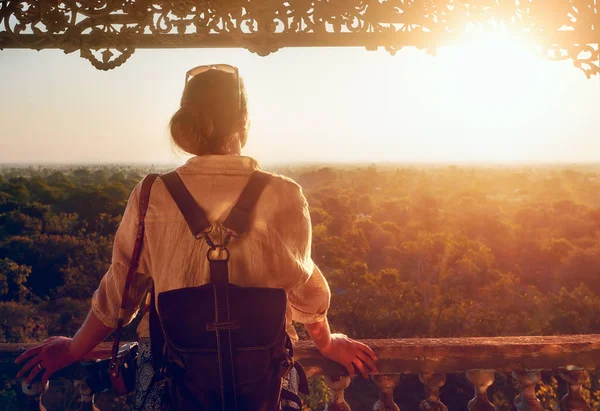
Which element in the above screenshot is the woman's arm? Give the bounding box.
[305,317,379,379]
[304,316,332,351]
[69,310,115,359]
[16,310,113,385]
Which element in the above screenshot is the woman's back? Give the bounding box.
[92,154,330,342]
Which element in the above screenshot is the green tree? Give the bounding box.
[0,258,31,302]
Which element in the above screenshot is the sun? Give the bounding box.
[417,29,559,155]
[439,30,542,91]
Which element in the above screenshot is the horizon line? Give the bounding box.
[2,160,600,168]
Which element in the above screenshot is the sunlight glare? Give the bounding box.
[416,31,561,162]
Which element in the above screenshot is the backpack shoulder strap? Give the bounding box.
[110,173,159,371]
[161,171,212,237]
[161,169,270,238]
[222,170,271,236]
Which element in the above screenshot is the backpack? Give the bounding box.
[147,170,309,411]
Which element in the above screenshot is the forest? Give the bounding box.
[1,163,600,410]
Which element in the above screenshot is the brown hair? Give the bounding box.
[170,69,249,155]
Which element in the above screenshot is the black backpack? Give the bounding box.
[148,170,309,411]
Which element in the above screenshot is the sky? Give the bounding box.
[0,39,599,166]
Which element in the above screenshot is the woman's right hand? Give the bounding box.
[318,333,379,378]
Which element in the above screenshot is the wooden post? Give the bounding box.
[324,375,352,411]
[466,371,496,411]
[372,374,401,411]
[419,373,447,411]
[559,370,591,411]
[512,371,543,411]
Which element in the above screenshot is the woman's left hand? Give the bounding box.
[15,336,79,385]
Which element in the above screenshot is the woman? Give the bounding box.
[16,64,378,409]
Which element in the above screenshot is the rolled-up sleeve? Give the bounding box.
[289,264,330,324]
[277,185,330,324]
[91,182,152,328]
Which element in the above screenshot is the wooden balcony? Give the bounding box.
[2,335,600,410]
[1,0,599,76]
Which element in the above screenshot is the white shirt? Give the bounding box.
[91,155,331,342]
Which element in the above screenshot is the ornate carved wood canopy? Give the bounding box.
[1,0,598,77]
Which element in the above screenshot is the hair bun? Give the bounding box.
[169,70,248,156]
[173,104,215,137]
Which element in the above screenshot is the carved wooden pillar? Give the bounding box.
[558,370,591,411]
[21,380,48,411]
[512,371,543,411]
[74,379,100,411]
[372,374,401,411]
[419,373,447,411]
[466,371,496,411]
[324,375,352,411]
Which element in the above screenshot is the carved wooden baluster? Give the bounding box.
[21,380,48,411]
[512,371,543,411]
[419,373,447,411]
[466,371,496,411]
[324,375,352,411]
[372,374,401,411]
[559,370,591,411]
[74,379,100,411]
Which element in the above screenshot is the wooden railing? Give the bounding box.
[2,335,600,410]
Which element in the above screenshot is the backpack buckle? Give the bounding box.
[207,246,230,262]
[195,226,213,241]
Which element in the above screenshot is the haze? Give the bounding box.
[1,41,599,166]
